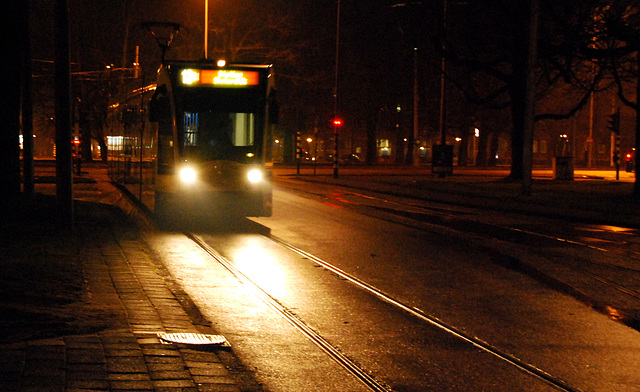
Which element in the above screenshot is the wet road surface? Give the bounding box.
[145,181,640,391]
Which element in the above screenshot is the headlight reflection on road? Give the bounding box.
[232,242,287,298]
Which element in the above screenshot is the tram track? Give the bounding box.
[115,169,640,390]
[275,177,640,321]
[266,182,640,383]
[140,181,640,391]
[412,206,640,313]
[184,230,584,392]
[267,235,583,392]
[426,210,640,306]
[317,186,640,328]
[186,232,392,392]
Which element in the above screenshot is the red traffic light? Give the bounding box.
[333,118,343,126]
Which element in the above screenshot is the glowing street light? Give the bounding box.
[204,0,209,59]
[334,0,341,179]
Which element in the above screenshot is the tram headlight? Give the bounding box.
[247,169,263,184]
[179,167,197,183]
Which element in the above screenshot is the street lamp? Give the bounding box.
[437,0,448,178]
[306,137,315,171]
[204,0,208,59]
[333,0,341,179]
[439,0,447,148]
[413,47,419,166]
[474,127,479,165]
[141,22,181,63]
[306,137,313,161]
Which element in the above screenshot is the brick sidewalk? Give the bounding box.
[0,163,257,392]
[0,222,247,392]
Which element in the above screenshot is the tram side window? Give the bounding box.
[157,116,174,174]
[149,85,174,174]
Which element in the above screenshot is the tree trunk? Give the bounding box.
[458,131,469,167]
[99,137,109,163]
[476,129,489,167]
[366,109,377,166]
[509,63,526,179]
[507,0,531,180]
[0,2,26,203]
[488,133,499,166]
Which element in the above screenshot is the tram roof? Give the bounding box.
[162,60,273,70]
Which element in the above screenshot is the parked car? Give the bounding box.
[341,154,362,164]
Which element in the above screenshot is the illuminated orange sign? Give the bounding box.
[181,68,259,87]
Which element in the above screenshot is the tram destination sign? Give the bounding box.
[180,68,260,87]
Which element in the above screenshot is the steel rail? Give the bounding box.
[339,189,640,306]
[268,234,583,392]
[274,181,636,389]
[186,233,392,392]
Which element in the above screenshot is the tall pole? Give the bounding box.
[22,0,34,197]
[0,2,24,203]
[412,47,419,166]
[22,37,34,196]
[333,0,341,179]
[522,0,539,196]
[634,52,640,196]
[55,0,73,228]
[204,0,208,59]
[438,0,447,148]
[588,90,594,168]
[437,0,448,178]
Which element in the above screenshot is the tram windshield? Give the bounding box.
[182,110,257,161]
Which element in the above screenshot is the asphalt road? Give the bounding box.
[145,179,640,392]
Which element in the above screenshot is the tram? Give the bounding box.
[107,60,277,219]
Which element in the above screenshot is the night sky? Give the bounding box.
[26,0,455,148]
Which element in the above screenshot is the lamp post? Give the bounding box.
[439,0,447,148]
[391,2,421,166]
[333,0,341,179]
[521,0,539,196]
[437,0,448,178]
[313,127,319,175]
[141,22,181,64]
[413,47,419,166]
[55,0,73,228]
[204,0,208,59]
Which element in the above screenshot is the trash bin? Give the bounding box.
[553,156,574,180]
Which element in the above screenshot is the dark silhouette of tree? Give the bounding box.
[588,2,640,195]
[436,0,608,178]
[1,1,29,202]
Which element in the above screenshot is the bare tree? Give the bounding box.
[591,1,640,195]
[413,0,629,181]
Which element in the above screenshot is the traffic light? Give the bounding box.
[607,109,620,134]
[333,118,343,127]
